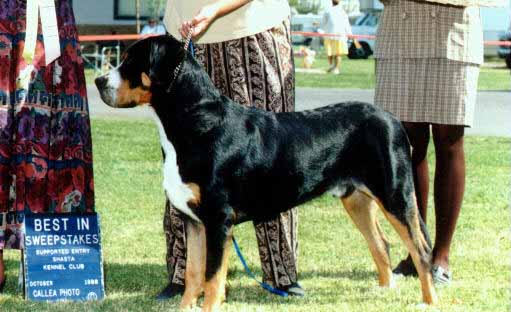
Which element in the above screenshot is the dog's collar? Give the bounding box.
[166,30,194,93]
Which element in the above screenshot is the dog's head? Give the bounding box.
[95,35,185,108]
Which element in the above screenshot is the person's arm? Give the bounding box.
[180,0,252,39]
[320,11,328,31]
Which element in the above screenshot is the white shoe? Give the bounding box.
[332,68,340,75]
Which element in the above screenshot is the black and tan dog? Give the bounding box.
[95,35,437,311]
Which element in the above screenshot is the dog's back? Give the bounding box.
[191,100,410,224]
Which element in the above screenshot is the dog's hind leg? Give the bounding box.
[341,189,393,287]
[374,196,438,305]
[180,222,206,310]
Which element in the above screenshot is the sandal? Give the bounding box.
[432,265,452,285]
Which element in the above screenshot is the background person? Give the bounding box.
[320,0,352,74]
[140,17,166,35]
[0,0,95,292]
[374,0,498,284]
[158,0,302,300]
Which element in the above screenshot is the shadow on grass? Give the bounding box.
[1,258,393,311]
[103,262,167,294]
[1,258,23,297]
[228,266,376,281]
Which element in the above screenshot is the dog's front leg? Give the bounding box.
[202,209,234,312]
[180,221,206,310]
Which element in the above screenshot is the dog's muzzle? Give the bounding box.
[95,75,117,107]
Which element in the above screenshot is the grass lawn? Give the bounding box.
[85,56,510,91]
[1,119,509,311]
[294,55,510,91]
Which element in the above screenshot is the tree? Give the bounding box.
[289,0,321,14]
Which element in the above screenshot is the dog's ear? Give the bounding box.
[148,38,184,87]
[148,42,169,85]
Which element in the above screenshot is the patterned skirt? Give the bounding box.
[164,20,299,287]
[193,21,295,113]
[375,58,480,127]
[0,0,94,250]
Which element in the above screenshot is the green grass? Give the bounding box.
[1,119,509,311]
[294,56,510,90]
[85,56,510,91]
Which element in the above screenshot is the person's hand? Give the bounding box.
[180,3,221,40]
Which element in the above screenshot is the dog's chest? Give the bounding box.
[151,110,200,222]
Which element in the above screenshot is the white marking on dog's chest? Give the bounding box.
[151,110,201,222]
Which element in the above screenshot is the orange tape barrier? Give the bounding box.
[292,31,511,47]
[79,34,158,41]
[78,32,511,47]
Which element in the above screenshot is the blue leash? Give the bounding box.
[187,39,287,297]
[232,237,289,297]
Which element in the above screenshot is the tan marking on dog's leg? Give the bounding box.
[341,190,393,287]
[202,231,232,312]
[180,222,206,310]
[186,183,201,208]
[378,208,438,305]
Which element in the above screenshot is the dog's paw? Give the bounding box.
[377,274,396,289]
[179,303,200,312]
[414,303,440,311]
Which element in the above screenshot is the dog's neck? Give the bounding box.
[151,56,226,148]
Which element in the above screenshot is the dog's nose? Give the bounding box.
[95,76,107,90]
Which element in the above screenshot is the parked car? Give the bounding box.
[349,10,381,59]
[498,31,511,69]
[290,13,322,47]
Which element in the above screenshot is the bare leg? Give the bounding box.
[395,122,431,274]
[335,55,341,71]
[327,55,336,72]
[403,122,431,221]
[431,124,465,270]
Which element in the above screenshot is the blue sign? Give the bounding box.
[23,214,105,302]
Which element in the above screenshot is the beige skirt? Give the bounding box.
[375,58,480,127]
